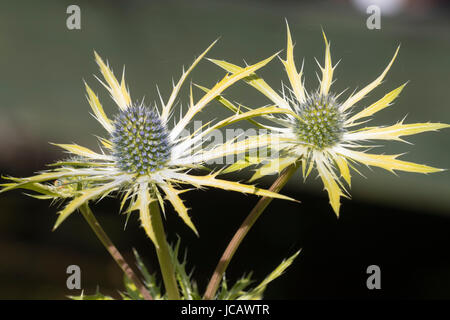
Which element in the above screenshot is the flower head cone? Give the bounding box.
[209,23,449,216]
[0,42,296,246]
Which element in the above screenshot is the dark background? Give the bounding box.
[0,0,449,299]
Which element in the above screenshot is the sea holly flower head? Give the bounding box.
[0,42,296,245]
[210,22,449,216]
[111,105,172,175]
[292,93,344,150]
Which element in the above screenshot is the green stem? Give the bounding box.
[148,200,181,300]
[79,203,153,300]
[203,162,299,300]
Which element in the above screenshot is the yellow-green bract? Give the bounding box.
[209,22,449,216]
[0,41,297,247]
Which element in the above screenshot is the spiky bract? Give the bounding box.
[209,23,449,216]
[0,43,296,246]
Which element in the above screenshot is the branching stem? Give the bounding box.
[203,162,299,300]
[79,203,153,300]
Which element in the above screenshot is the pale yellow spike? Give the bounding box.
[189,83,194,109]
[340,46,400,112]
[194,84,266,129]
[54,180,123,230]
[161,40,218,121]
[333,154,352,186]
[299,150,313,180]
[208,58,290,109]
[203,105,299,136]
[249,156,297,182]
[195,53,278,113]
[281,21,306,103]
[137,183,158,247]
[51,143,112,161]
[301,158,307,179]
[302,157,315,180]
[1,171,93,193]
[221,155,262,174]
[171,53,279,140]
[166,172,298,202]
[160,183,198,236]
[336,147,443,174]
[98,137,113,150]
[151,183,166,216]
[239,250,301,300]
[315,155,344,216]
[346,83,407,125]
[94,51,131,111]
[182,134,294,165]
[345,122,450,142]
[174,105,288,157]
[319,30,333,96]
[85,82,114,133]
[119,188,133,213]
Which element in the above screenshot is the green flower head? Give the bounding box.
[209,22,449,216]
[1,43,296,246]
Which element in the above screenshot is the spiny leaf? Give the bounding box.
[53,179,123,230]
[239,250,300,300]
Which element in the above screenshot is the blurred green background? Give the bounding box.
[0,0,449,299]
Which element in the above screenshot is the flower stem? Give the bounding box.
[148,200,181,300]
[79,203,153,300]
[203,162,300,300]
